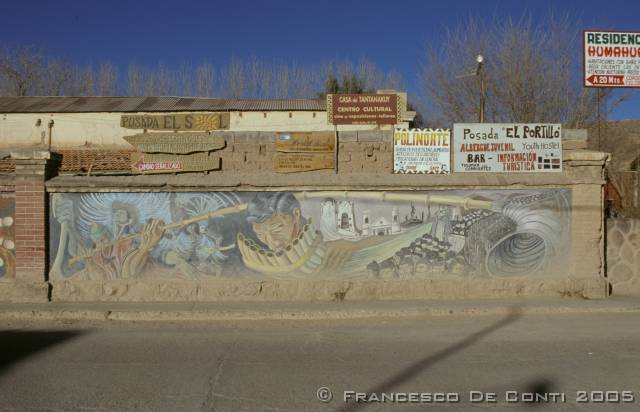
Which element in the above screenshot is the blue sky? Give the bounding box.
[1,0,638,119]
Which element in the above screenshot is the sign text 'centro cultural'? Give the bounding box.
[584,30,640,87]
[394,128,450,174]
[453,124,562,173]
[327,94,399,125]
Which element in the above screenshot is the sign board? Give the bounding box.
[124,133,225,154]
[120,113,230,130]
[273,153,334,173]
[327,94,399,125]
[584,30,640,87]
[275,132,335,152]
[131,152,221,174]
[453,124,562,173]
[393,128,450,174]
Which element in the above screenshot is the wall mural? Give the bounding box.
[0,193,15,279]
[49,190,571,281]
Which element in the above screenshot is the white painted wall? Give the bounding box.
[0,111,409,148]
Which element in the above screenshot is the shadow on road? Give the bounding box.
[335,308,523,412]
[0,329,85,375]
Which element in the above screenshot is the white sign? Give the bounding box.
[393,128,450,174]
[453,124,562,173]
[584,30,640,87]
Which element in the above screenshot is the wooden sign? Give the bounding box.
[327,93,400,125]
[453,123,562,172]
[131,152,221,174]
[273,153,334,173]
[120,113,230,130]
[275,132,335,153]
[124,133,226,154]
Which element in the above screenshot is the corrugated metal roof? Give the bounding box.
[0,96,326,113]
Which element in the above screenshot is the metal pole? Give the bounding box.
[334,124,339,174]
[478,62,485,123]
[597,88,602,151]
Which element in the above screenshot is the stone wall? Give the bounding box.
[607,218,640,296]
[214,130,393,174]
[0,134,611,302]
[40,149,609,302]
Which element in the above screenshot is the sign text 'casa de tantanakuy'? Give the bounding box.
[327,93,399,125]
[393,128,450,174]
[453,124,562,173]
[584,30,640,87]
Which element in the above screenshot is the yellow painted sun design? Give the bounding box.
[193,114,220,130]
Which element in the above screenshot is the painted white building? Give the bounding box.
[0,94,415,148]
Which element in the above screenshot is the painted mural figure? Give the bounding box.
[237,192,439,278]
[0,194,15,279]
[84,219,164,280]
[49,189,572,281]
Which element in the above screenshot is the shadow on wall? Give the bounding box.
[0,329,85,375]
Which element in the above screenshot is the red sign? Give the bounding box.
[586,74,625,86]
[327,94,399,125]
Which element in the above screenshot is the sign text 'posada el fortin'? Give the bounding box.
[453,124,562,173]
[273,132,335,173]
[327,94,399,125]
[121,113,230,130]
[584,30,640,87]
[393,128,450,174]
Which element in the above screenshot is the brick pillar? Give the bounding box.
[10,150,50,302]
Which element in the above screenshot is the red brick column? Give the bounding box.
[11,150,50,302]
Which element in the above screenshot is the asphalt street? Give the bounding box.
[0,312,639,411]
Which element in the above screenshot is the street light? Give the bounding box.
[455,54,487,123]
[476,54,485,123]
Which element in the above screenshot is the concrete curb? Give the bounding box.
[0,297,639,321]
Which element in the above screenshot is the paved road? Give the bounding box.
[0,312,639,411]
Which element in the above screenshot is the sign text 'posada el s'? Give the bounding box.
[394,128,450,174]
[453,124,562,172]
[121,113,230,130]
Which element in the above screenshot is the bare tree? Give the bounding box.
[176,61,193,96]
[73,66,96,95]
[96,61,118,95]
[127,64,144,96]
[0,46,406,100]
[41,58,74,96]
[0,45,45,96]
[195,62,216,97]
[420,13,625,127]
[224,57,245,98]
[154,63,173,95]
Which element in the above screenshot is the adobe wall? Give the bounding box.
[43,138,608,302]
[0,112,406,149]
[607,218,640,296]
[0,131,610,302]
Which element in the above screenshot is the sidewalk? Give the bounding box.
[0,296,639,321]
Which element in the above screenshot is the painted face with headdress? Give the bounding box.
[246,192,305,253]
